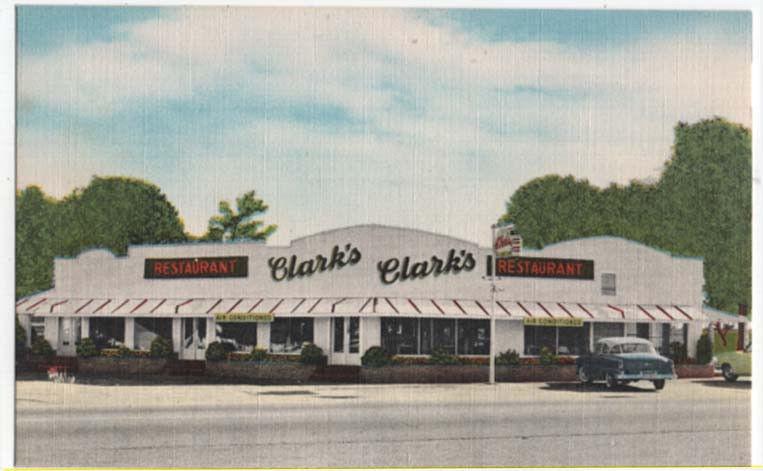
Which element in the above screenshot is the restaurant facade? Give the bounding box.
[16,224,715,364]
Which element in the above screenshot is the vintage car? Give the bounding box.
[576,337,675,390]
[714,342,752,382]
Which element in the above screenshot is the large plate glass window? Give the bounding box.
[134,318,173,351]
[216,322,258,352]
[89,318,125,348]
[270,317,313,353]
[593,322,625,343]
[381,318,418,355]
[458,320,490,355]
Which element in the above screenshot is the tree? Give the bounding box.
[15,176,188,299]
[204,191,276,242]
[16,186,58,298]
[501,118,751,313]
[58,176,187,256]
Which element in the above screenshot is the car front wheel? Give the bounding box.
[653,379,665,390]
[578,366,594,384]
[722,364,738,382]
[605,373,618,389]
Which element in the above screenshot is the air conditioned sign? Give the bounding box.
[214,312,273,323]
[523,317,585,327]
[145,256,248,279]
[494,256,594,280]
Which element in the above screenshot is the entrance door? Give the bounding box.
[58,318,81,357]
[181,318,207,360]
[330,317,361,365]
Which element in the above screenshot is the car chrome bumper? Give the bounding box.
[615,373,675,380]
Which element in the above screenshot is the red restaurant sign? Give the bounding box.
[494,256,594,280]
[145,256,248,279]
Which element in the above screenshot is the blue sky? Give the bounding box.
[16,7,752,246]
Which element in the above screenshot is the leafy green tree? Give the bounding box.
[502,118,751,313]
[16,176,188,299]
[204,191,276,242]
[58,176,187,256]
[16,186,58,298]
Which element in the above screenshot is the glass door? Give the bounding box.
[330,316,361,365]
[181,318,207,360]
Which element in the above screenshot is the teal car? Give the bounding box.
[715,342,751,382]
[576,337,675,390]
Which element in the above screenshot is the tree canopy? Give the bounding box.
[203,191,277,242]
[502,117,751,313]
[16,176,188,298]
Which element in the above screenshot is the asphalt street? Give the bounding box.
[15,378,750,467]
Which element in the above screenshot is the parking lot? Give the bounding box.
[16,377,751,467]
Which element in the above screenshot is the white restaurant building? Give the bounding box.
[16,225,725,364]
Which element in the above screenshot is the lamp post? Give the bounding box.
[489,224,497,384]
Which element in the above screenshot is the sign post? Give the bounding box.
[489,224,497,385]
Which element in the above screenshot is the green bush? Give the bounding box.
[539,347,557,366]
[117,345,133,358]
[496,349,520,366]
[31,337,54,357]
[361,346,391,367]
[76,337,99,358]
[299,343,326,365]
[15,317,28,357]
[668,341,688,364]
[249,347,268,362]
[696,331,714,365]
[428,348,461,365]
[205,341,235,361]
[149,336,174,359]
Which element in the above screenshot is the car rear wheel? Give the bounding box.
[653,379,665,390]
[578,366,594,384]
[722,364,738,382]
[605,373,618,389]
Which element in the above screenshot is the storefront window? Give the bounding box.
[593,322,625,343]
[457,320,489,355]
[270,317,313,353]
[524,326,556,355]
[419,319,456,355]
[89,318,125,349]
[557,325,590,355]
[134,318,172,351]
[381,318,418,354]
[216,322,258,352]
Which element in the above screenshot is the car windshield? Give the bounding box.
[617,343,655,354]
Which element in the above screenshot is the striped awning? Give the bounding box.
[15,294,705,322]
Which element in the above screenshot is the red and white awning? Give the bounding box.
[15,294,705,322]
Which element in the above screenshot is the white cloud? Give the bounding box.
[16,7,752,244]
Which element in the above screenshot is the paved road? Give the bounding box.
[15,378,750,467]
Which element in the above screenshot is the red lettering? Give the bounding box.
[575,262,583,275]
[218,261,228,273]
[209,262,218,273]
[154,262,164,275]
[199,261,209,273]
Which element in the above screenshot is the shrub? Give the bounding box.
[117,345,134,358]
[249,347,268,362]
[299,343,326,365]
[15,317,28,357]
[361,346,391,367]
[205,341,235,361]
[539,347,557,366]
[149,336,174,359]
[31,337,54,357]
[668,342,689,364]
[696,331,714,365]
[496,349,520,366]
[76,338,99,358]
[428,348,461,365]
